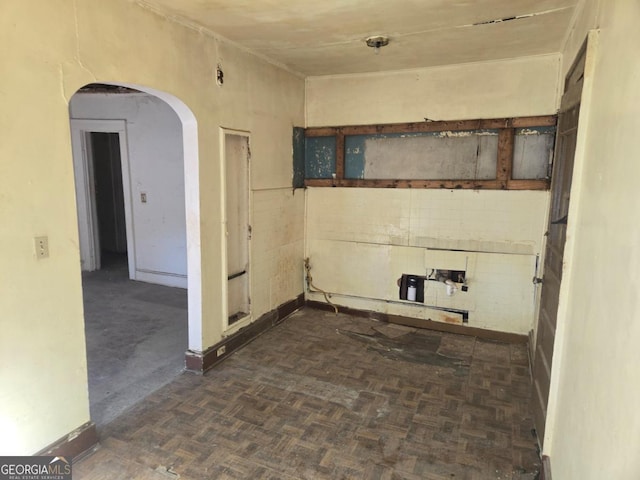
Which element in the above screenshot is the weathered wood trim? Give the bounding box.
[335,132,345,180]
[305,127,339,137]
[306,301,528,344]
[497,128,515,189]
[304,178,521,190]
[305,115,557,137]
[506,179,550,190]
[36,421,99,461]
[540,455,552,480]
[511,116,557,128]
[185,294,305,373]
[305,178,549,190]
[303,115,556,190]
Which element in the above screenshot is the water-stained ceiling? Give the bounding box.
[136,0,579,76]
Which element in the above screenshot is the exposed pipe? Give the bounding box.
[304,257,338,314]
[436,274,458,296]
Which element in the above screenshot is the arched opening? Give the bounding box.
[69,82,201,427]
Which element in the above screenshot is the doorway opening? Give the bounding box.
[69,83,200,427]
[89,132,128,270]
[70,119,134,277]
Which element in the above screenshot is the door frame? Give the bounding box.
[537,30,601,455]
[70,119,136,279]
[219,127,252,335]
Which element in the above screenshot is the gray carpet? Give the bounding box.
[82,255,188,428]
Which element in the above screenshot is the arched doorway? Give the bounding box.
[69,82,201,427]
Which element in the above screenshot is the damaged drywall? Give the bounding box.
[305,188,548,334]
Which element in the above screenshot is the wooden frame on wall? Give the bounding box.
[302,115,556,190]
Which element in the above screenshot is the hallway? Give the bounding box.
[82,255,188,427]
[75,308,539,479]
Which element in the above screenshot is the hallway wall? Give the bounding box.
[0,0,304,455]
[70,92,188,288]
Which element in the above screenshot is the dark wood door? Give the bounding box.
[532,44,586,444]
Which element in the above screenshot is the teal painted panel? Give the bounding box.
[345,135,367,179]
[305,136,336,179]
[292,127,305,188]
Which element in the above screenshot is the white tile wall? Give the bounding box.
[251,188,305,317]
[306,188,549,334]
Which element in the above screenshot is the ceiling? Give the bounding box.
[138,0,579,76]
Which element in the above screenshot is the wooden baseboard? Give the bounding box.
[36,421,98,461]
[185,294,305,373]
[306,300,528,344]
[541,455,552,480]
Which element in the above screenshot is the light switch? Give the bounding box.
[141,192,147,203]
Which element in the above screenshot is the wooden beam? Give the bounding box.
[304,178,549,191]
[497,128,515,189]
[335,132,345,180]
[511,115,557,128]
[305,179,502,189]
[305,127,339,137]
[305,115,557,137]
[303,115,556,191]
[504,179,550,190]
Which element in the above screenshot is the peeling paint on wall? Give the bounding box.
[344,130,499,180]
[304,136,336,179]
[513,126,556,179]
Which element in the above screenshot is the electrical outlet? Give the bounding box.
[140,192,147,203]
[34,236,49,259]
[216,345,226,357]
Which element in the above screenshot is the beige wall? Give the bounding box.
[304,56,559,334]
[306,54,561,127]
[561,0,602,77]
[544,1,640,477]
[0,0,304,454]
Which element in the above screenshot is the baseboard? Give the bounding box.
[185,293,305,373]
[306,300,528,344]
[36,421,98,461]
[134,269,187,289]
[541,455,552,480]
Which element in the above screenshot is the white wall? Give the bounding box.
[70,92,187,288]
[306,188,548,334]
[543,1,640,478]
[304,55,559,334]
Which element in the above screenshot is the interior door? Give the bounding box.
[532,43,586,445]
[224,132,251,327]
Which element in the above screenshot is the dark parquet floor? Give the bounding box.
[75,308,540,480]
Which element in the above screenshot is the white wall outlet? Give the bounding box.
[34,236,49,259]
[217,345,226,357]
